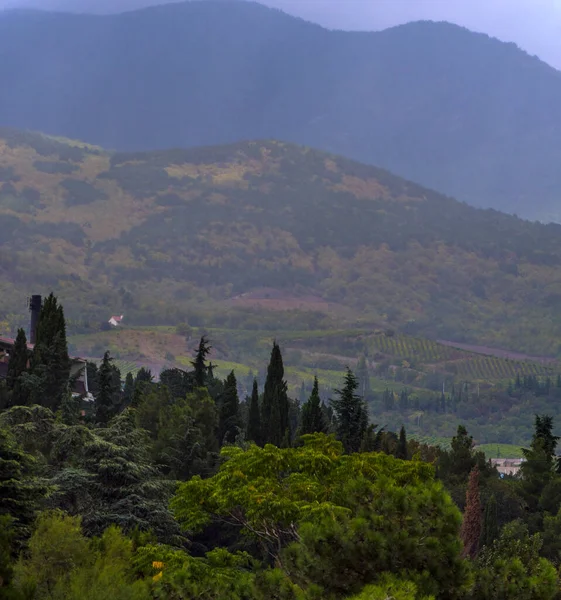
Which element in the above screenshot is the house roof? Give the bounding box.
[0,335,34,350]
[0,336,86,363]
[109,315,123,322]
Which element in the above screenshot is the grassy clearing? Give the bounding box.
[476,443,525,458]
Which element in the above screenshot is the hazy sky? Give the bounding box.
[2,0,561,69]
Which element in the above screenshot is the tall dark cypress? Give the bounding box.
[332,368,368,454]
[480,494,498,549]
[122,372,135,408]
[30,294,70,412]
[262,342,290,446]
[218,371,241,445]
[191,336,211,388]
[301,377,327,435]
[246,379,262,446]
[6,329,28,392]
[396,425,408,460]
[95,352,122,426]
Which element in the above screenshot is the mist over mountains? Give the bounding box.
[1,0,561,221]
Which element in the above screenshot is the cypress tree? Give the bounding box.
[246,379,262,445]
[480,494,498,549]
[218,371,241,445]
[262,342,290,446]
[356,355,370,397]
[191,336,211,388]
[460,466,481,559]
[6,329,28,391]
[301,377,327,435]
[95,352,122,426]
[60,389,80,426]
[332,368,368,454]
[396,425,408,460]
[31,294,70,412]
[122,372,135,407]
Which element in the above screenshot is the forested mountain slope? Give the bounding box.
[1,2,561,219]
[2,128,561,353]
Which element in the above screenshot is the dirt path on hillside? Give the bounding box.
[437,340,557,365]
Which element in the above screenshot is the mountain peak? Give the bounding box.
[1,3,561,220]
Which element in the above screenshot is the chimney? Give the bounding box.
[29,295,42,345]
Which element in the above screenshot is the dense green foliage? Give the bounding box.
[4,299,561,599]
[1,3,561,219]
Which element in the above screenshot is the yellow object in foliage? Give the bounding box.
[152,561,165,582]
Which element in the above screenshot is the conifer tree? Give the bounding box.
[95,352,122,426]
[396,425,408,460]
[135,367,153,385]
[356,355,370,397]
[332,368,368,454]
[6,329,28,391]
[218,371,241,445]
[480,494,499,549]
[122,372,135,407]
[191,336,211,388]
[30,294,70,412]
[262,342,290,446]
[301,377,327,435]
[520,414,559,508]
[0,428,44,545]
[246,379,262,446]
[460,466,481,559]
[60,389,80,426]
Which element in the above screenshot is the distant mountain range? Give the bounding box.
[2,127,561,354]
[1,1,561,220]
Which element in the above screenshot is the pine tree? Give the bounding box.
[332,368,368,454]
[480,494,498,549]
[95,352,122,426]
[396,425,408,460]
[218,371,241,445]
[191,336,211,388]
[460,466,481,559]
[262,342,290,446]
[246,379,262,445]
[301,377,327,435]
[30,294,70,412]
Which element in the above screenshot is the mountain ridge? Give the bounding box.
[1,1,561,219]
[2,127,561,355]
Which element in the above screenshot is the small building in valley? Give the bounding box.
[490,458,524,477]
[108,315,124,327]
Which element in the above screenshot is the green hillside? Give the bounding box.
[1,2,561,219]
[2,129,561,354]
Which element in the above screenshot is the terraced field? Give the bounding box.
[70,326,561,392]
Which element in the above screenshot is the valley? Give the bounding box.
[3,3,561,596]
